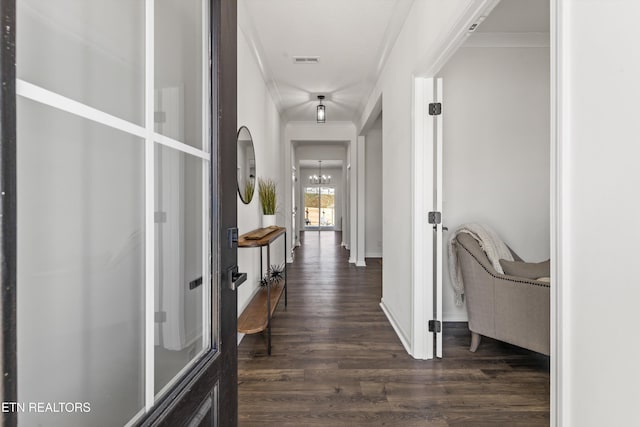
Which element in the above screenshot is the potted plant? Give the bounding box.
[258,178,277,227]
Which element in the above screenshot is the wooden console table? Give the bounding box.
[237,226,287,355]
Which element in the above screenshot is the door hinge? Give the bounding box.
[428,102,442,116]
[428,211,441,225]
[428,320,441,333]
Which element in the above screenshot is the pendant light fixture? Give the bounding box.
[316,95,326,123]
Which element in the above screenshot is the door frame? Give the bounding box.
[0,0,239,425]
[411,0,562,425]
[0,0,18,425]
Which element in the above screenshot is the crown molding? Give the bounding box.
[464,32,550,48]
[238,0,285,114]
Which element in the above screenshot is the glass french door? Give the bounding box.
[6,0,239,426]
[303,186,336,230]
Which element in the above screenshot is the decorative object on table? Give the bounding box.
[236,126,256,204]
[260,263,285,288]
[258,178,277,227]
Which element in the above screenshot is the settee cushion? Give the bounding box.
[499,259,550,279]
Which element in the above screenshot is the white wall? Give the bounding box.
[359,0,475,349]
[556,1,640,425]
[365,116,383,258]
[237,26,284,316]
[440,46,550,321]
[296,144,346,161]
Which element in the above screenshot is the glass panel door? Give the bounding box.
[14,0,222,425]
[304,186,335,230]
[319,187,336,227]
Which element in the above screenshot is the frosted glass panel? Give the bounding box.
[17,98,145,426]
[154,145,207,395]
[155,0,207,150]
[17,0,144,124]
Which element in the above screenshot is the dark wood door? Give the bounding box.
[141,0,238,425]
[0,0,238,425]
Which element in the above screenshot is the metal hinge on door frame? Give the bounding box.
[428,102,442,116]
[428,211,441,225]
[428,320,441,333]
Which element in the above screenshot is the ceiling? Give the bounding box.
[239,0,412,123]
[239,0,549,124]
[478,0,550,33]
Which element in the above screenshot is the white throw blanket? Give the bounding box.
[448,223,513,306]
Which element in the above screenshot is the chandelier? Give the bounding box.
[308,160,330,184]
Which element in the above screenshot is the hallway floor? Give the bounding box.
[238,231,550,426]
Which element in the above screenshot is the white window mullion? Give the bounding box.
[201,0,212,352]
[16,79,147,139]
[144,0,155,410]
[153,132,210,160]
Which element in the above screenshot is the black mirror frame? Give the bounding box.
[236,126,256,204]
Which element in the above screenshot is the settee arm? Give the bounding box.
[491,274,550,355]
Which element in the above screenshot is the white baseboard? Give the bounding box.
[380,299,411,356]
[443,313,468,322]
[356,259,367,267]
[365,251,382,258]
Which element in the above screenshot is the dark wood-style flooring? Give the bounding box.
[238,231,550,426]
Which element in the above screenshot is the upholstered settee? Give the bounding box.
[455,233,550,356]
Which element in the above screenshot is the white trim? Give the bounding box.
[349,139,357,264]
[550,1,566,425]
[411,77,434,361]
[443,313,468,322]
[201,7,211,349]
[435,77,443,359]
[380,300,411,356]
[16,79,210,161]
[237,333,245,345]
[201,164,211,351]
[237,0,284,112]
[144,0,155,410]
[123,408,146,427]
[16,79,146,138]
[365,251,382,258]
[464,32,550,48]
[356,136,367,267]
[153,133,210,160]
[416,0,500,77]
[408,0,502,363]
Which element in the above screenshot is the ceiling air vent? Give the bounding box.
[293,56,320,64]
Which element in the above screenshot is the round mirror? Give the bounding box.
[237,126,256,204]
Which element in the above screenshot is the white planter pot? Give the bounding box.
[262,214,276,227]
